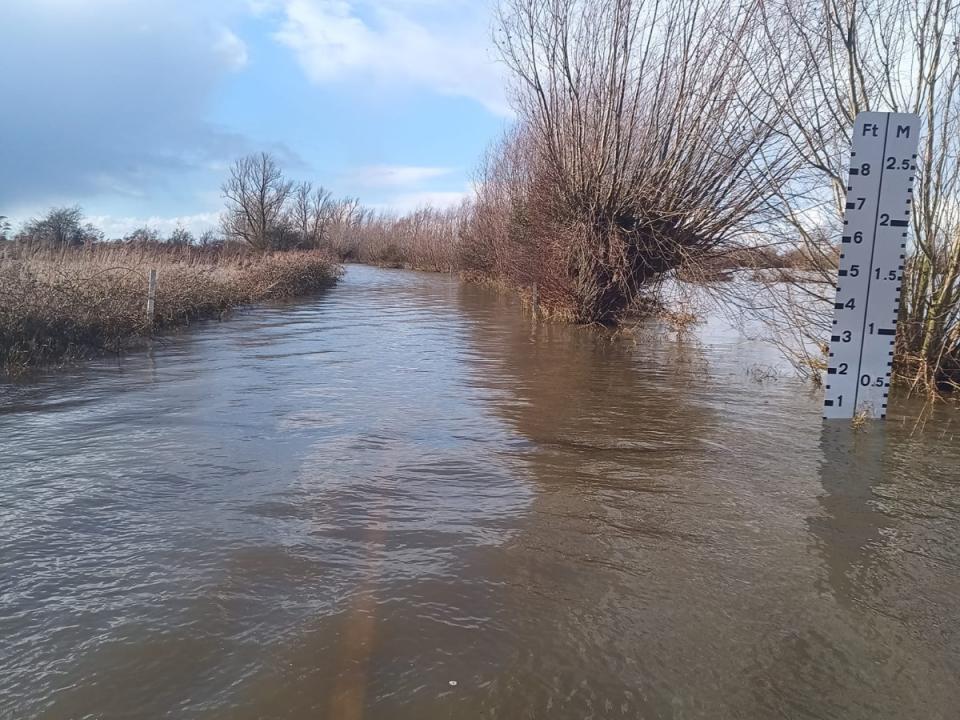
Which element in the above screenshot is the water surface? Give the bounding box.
[2,265,959,719]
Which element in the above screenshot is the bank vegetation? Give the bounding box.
[5,0,959,395]
[337,0,960,395]
[0,153,351,370]
[0,240,339,371]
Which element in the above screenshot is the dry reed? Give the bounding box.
[0,243,340,370]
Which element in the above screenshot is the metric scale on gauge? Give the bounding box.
[823,112,921,420]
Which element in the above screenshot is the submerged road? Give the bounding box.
[2,265,959,719]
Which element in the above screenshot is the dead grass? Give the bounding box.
[0,243,340,370]
[851,410,870,431]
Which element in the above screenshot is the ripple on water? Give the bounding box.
[1,265,959,719]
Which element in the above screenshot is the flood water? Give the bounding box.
[2,264,959,719]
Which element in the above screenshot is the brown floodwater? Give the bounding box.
[2,264,959,719]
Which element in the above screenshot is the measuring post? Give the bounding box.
[823,112,920,420]
[146,269,158,323]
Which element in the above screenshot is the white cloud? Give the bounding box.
[0,1,255,207]
[214,27,249,70]
[274,0,510,115]
[377,189,472,213]
[247,0,282,14]
[348,165,453,187]
[87,213,222,239]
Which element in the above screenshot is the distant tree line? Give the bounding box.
[0,206,216,249]
[1,152,365,254]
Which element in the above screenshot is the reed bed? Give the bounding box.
[0,243,340,370]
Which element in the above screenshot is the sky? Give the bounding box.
[0,0,512,237]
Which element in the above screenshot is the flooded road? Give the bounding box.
[2,264,959,719]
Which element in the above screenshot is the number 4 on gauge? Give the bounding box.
[823,112,920,421]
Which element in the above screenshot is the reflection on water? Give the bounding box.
[1,265,958,719]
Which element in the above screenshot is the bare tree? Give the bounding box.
[221,153,294,251]
[310,186,335,248]
[746,0,960,390]
[326,198,367,259]
[492,0,797,322]
[198,229,223,248]
[290,182,314,249]
[289,182,335,248]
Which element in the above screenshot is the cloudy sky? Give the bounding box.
[0,0,510,237]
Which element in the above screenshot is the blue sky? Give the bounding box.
[0,0,511,237]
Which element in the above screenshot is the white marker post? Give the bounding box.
[823,112,920,420]
[146,268,158,324]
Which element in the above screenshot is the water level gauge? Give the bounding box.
[823,112,921,420]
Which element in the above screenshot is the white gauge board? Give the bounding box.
[823,112,920,420]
